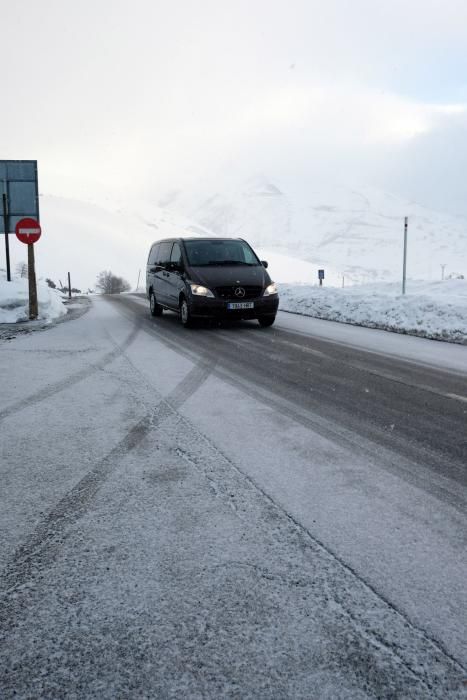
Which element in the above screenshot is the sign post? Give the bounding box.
[402,217,408,295]
[27,241,38,319]
[15,217,41,320]
[318,269,325,287]
[2,192,10,281]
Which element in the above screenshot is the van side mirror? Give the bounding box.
[261,260,268,268]
[168,262,184,273]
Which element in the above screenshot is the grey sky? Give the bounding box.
[2,0,467,213]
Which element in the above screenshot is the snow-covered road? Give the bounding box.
[1,298,466,698]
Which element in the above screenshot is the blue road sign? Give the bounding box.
[0,160,39,233]
[318,269,325,280]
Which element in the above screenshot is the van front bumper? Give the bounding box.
[189,295,279,319]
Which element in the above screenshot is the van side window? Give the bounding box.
[148,243,160,265]
[170,242,182,266]
[157,242,172,267]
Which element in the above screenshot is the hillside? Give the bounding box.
[5,194,215,291]
[5,179,465,291]
[164,176,467,285]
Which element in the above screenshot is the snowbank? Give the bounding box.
[279,279,467,344]
[0,272,67,324]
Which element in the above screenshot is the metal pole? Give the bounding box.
[68,271,72,299]
[2,192,11,282]
[27,243,38,319]
[402,216,408,295]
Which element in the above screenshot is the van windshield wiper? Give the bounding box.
[206,260,256,266]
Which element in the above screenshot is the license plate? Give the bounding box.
[227,302,254,310]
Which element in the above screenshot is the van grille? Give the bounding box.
[215,285,263,300]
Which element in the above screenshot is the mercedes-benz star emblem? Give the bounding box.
[234,287,245,298]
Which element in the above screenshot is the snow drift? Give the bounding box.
[0,271,67,324]
[279,279,467,343]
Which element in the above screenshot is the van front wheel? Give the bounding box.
[180,298,194,327]
[150,292,163,317]
[258,315,276,327]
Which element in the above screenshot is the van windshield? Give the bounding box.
[184,239,260,267]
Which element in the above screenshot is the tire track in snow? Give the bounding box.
[0,357,214,629]
[0,319,143,424]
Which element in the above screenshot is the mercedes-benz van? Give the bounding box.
[146,237,279,327]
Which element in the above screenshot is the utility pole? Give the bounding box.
[440,264,446,281]
[402,217,408,295]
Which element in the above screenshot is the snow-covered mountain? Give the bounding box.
[163,176,467,285]
[7,176,465,291]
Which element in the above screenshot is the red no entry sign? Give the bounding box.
[15,217,41,244]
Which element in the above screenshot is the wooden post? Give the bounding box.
[68,271,71,299]
[27,243,38,319]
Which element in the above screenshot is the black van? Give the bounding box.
[146,237,279,327]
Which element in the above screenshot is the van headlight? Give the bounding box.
[263,282,278,296]
[190,284,214,298]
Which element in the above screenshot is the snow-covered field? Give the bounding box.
[279,279,467,344]
[0,270,66,324]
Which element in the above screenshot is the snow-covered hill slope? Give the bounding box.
[164,176,467,285]
[6,194,216,291]
[6,177,466,292]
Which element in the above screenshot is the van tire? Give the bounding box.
[150,292,163,317]
[258,315,275,327]
[180,297,194,327]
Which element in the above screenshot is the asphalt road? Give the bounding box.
[1,295,466,699]
[114,294,467,507]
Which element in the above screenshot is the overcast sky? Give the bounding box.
[2,0,467,214]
